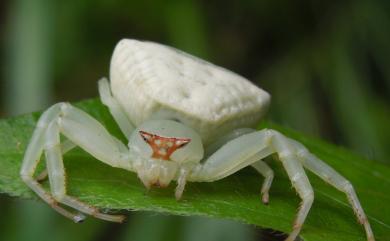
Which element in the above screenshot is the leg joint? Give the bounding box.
[342,181,354,192]
[264,129,283,141]
[278,151,295,159]
[302,190,314,202]
[44,141,60,150]
[20,174,32,182]
[291,172,305,182]
[265,169,274,177]
[296,148,309,158]
[52,191,65,201]
[59,102,72,116]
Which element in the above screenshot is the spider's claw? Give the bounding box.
[115,214,127,224]
[261,192,269,205]
[73,213,86,223]
[118,215,128,224]
[93,212,126,223]
[175,187,184,200]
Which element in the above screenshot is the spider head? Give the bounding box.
[128,120,203,189]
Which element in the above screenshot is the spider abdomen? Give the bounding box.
[110,39,271,144]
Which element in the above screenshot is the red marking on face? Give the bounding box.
[139,131,191,160]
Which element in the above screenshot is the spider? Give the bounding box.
[20,39,374,241]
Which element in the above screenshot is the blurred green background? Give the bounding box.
[0,0,389,241]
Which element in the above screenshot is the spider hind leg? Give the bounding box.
[290,140,375,241]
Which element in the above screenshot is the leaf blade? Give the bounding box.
[0,99,389,241]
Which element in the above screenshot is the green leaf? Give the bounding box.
[0,99,389,241]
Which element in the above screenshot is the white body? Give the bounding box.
[110,39,270,143]
[20,39,375,241]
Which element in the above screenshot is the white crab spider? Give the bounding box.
[20,39,374,241]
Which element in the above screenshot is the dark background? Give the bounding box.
[0,0,389,241]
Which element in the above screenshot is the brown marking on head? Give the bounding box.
[139,131,191,160]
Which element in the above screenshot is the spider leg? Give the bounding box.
[204,128,275,204]
[98,77,135,138]
[290,140,375,241]
[61,139,77,153]
[277,154,314,241]
[252,160,274,204]
[204,128,255,158]
[190,129,374,241]
[189,130,274,182]
[20,104,85,222]
[45,120,125,223]
[193,129,312,241]
[36,139,77,182]
[20,103,131,223]
[270,131,315,241]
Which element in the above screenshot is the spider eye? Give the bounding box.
[139,131,153,143]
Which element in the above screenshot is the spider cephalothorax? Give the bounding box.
[134,130,192,190]
[20,39,375,241]
[128,119,203,196]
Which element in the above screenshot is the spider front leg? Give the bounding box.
[189,129,374,241]
[20,103,132,223]
[203,128,274,203]
[190,129,314,241]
